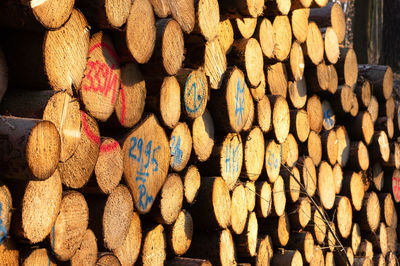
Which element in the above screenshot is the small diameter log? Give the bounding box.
[350,223,362,255]
[386,228,397,253]
[179,68,208,120]
[334,247,354,266]
[167,0,195,33]
[387,169,400,203]
[245,181,256,212]
[265,140,281,183]
[336,125,350,167]
[292,0,312,9]
[115,64,146,128]
[307,95,323,133]
[191,177,231,230]
[50,191,89,261]
[43,9,89,94]
[11,170,62,244]
[321,129,338,165]
[193,0,220,41]
[255,181,272,218]
[289,41,305,81]
[368,96,379,123]
[97,253,121,265]
[347,111,374,145]
[290,109,310,143]
[253,235,272,266]
[234,212,258,258]
[257,18,275,60]
[272,175,286,216]
[232,17,257,39]
[324,27,339,64]
[0,182,12,243]
[281,166,301,203]
[333,163,343,194]
[205,39,228,89]
[208,67,252,132]
[378,193,397,228]
[371,162,384,191]
[144,18,185,75]
[370,131,390,163]
[183,165,201,204]
[287,197,311,229]
[342,171,365,211]
[0,116,60,180]
[121,114,170,213]
[306,62,329,93]
[268,95,290,144]
[140,225,166,266]
[375,117,394,140]
[302,130,322,166]
[0,239,19,265]
[58,111,100,189]
[273,16,292,61]
[262,212,290,247]
[149,0,170,18]
[386,252,397,266]
[318,161,336,209]
[358,65,393,101]
[310,246,324,266]
[325,64,337,94]
[192,109,214,162]
[22,248,56,266]
[311,206,326,245]
[356,192,380,233]
[366,222,388,256]
[166,257,212,266]
[221,0,264,17]
[71,229,98,266]
[283,134,298,167]
[243,94,255,131]
[350,93,360,117]
[325,252,334,266]
[346,141,370,171]
[229,38,264,88]
[288,80,307,112]
[242,126,265,180]
[169,122,192,172]
[298,156,317,196]
[125,0,156,64]
[167,210,193,256]
[355,80,372,109]
[379,97,395,119]
[332,85,353,116]
[271,250,303,265]
[373,254,385,266]
[303,21,324,65]
[218,19,234,54]
[326,221,336,251]
[156,76,181,129]
[267,62,288,98]
[359,240,374,259]
[291,8,309,43]
[94,138,123,194]
[335,48,358,88]
[286,232,314,263]
[186,229,236,266]
[151,173,183,225]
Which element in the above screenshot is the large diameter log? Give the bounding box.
[151,173,183,225]
[298,156,317,196]
[303,21,324,65]
[125,0,156,64]
[71,229,98,266]
[208,67,252,133]
[0,116,60,180]
[336,125,350,167]
[291,8,309,43]
[167,210,193,256]
[273,16,292,61]
[94,138,123,194]
[22,248,56,266]
[191,177,231,229]
[265,140,281,183]
[192,109,214,162]
[257,18,275,60]
[289,109,309,143]
[58,111,100,189]
[342,171,365,211]
[115,64,146,128]
[267,62,288,98]
[286,232,314,263]
[234,212,258,258]
[0,0,74,29]
[50,191,89,261]
[357,192,380,233]
[10,170,62,243]
[324,27,339,64]
[0,182,11,244]
[318,161,336,209]
[268,95,290,144]
[80,31,120,121]
[229,38,264,88]
[169,122,192,172]
[141,224,166,266]
[358,65,393,101]
[335,48,358,88]
[335,196,352,238]
[271,250,303,266]
[242,127,264,181]
[218,19,234,54]
[186,229,236,266]
[122,114,170,213]
[44,9,89,94]
[378,193,397,228]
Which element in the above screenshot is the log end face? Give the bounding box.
[31,0,75,29]
[105,0,132,28]
[212,177,231,229]
[331,2,346,43]
[197,0,220,41]
[162,19,185,75]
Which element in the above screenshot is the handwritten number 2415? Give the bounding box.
[129,137,160,172]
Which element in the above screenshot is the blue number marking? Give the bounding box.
[138,183,154,210]
[170,136,183,167]
[144,140,152,169]
[136,138,143,163]
[129,137,137,159]
[235,78,245,126]
[0,202,7,244]
[267,150,279,170]
[184,74,205,114]
[323,109,334,128]
[225,144,231,173]
[225,143,240,174]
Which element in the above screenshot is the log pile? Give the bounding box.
[0,0,399,265]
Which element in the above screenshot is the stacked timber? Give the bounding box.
[0,0,398,265]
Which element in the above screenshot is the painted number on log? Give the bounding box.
[235,78,245,126]
[267,150,279,170]
[393,175,400,202]
[323,109,334,128]
[170,136,183,168]
[0,202,7,244]
[129,137,160,210]
[225,143,241,174]
[184,74,205,114]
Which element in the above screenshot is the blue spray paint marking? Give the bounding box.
[267,150,279,170]
[48,224,55,266]
[0,202,7,244]
[323,109,334,128]
[235,78,245,126]
[225,143,241,174]
[184,74,205,114]
[170,136,183,167]
[129,137,160,210]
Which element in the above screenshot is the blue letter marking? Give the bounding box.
[184,74,205,114]
[235,78,245,126]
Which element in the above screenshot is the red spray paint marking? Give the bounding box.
[81,111,101,145]
[119,84,126,126]
[89,42,119,62]
[393,175,400,202]
[100,140,119,153]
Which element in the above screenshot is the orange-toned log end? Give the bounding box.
[122,114,170,213]
[80,31,121,122]
[44,9,90,94]
[126,0,156,64]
